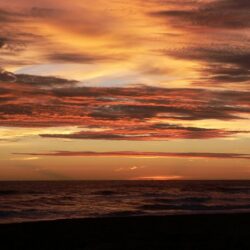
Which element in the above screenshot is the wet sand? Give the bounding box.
[0,213,250,249]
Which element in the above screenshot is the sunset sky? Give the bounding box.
[0,0,250,180]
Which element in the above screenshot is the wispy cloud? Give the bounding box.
[14,151,250,160]
[10,156,40,161]
[39,125,240,140]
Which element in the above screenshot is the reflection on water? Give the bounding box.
[0,180,250,223]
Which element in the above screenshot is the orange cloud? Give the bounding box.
[14,151,250,160]
[1,70,249,139]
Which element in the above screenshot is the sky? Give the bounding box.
[0,0,250,180]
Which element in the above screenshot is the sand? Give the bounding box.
[0,213,250,249]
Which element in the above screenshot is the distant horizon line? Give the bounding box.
[0,179,250,182]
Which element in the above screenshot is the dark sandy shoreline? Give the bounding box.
[1,213,250,249]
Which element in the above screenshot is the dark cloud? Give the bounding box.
[0,9,22,23]
[48,52,123,63]
[14,151,250,160]
[151,0,250,29]
[0,69,78,87]
[169,47,250,69]
[150,0,250,86]
[0,70,249,140]
[0,8,67,65]
[0,8,37,46]
[89,103,248,121]
[165,46,250,85]
[139,65,171,76]
[0,37,7,48]
[30,7,63,18]
[196,63,250,85]
[48,86,250,121]
[48,53,102,63]
[39,125,238,141]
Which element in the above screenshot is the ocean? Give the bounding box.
[0,180,250,224]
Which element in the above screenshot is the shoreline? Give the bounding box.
[1,210,250,225]
[1,213,250,249]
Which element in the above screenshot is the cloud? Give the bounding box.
[0,71,250,140]
[1,0,249,89]
[0,6,101,66]
[47,52,122,64]
[14,151,250,160]
[168,47,250,69]
[39,123,240,140]
[0,2,131,66]
[151,0,250,29]
[29,7,63,18]
[0,69,78,87]
[0,8,24,23]
[10,156,40,161]
[197,64,250,85]
[0,37,7,48]
[165,46,250,85]
[149,0,250,86]
[0,9,43,54]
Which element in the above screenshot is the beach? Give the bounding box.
[1,213,250,249]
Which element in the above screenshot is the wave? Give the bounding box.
[92,190,121,196]
[1,180,250,223]
[0,190,47,196]
[0,190,19,196]
[150,197,211,203]
[138,204,250,211]
[103,210,144,217]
